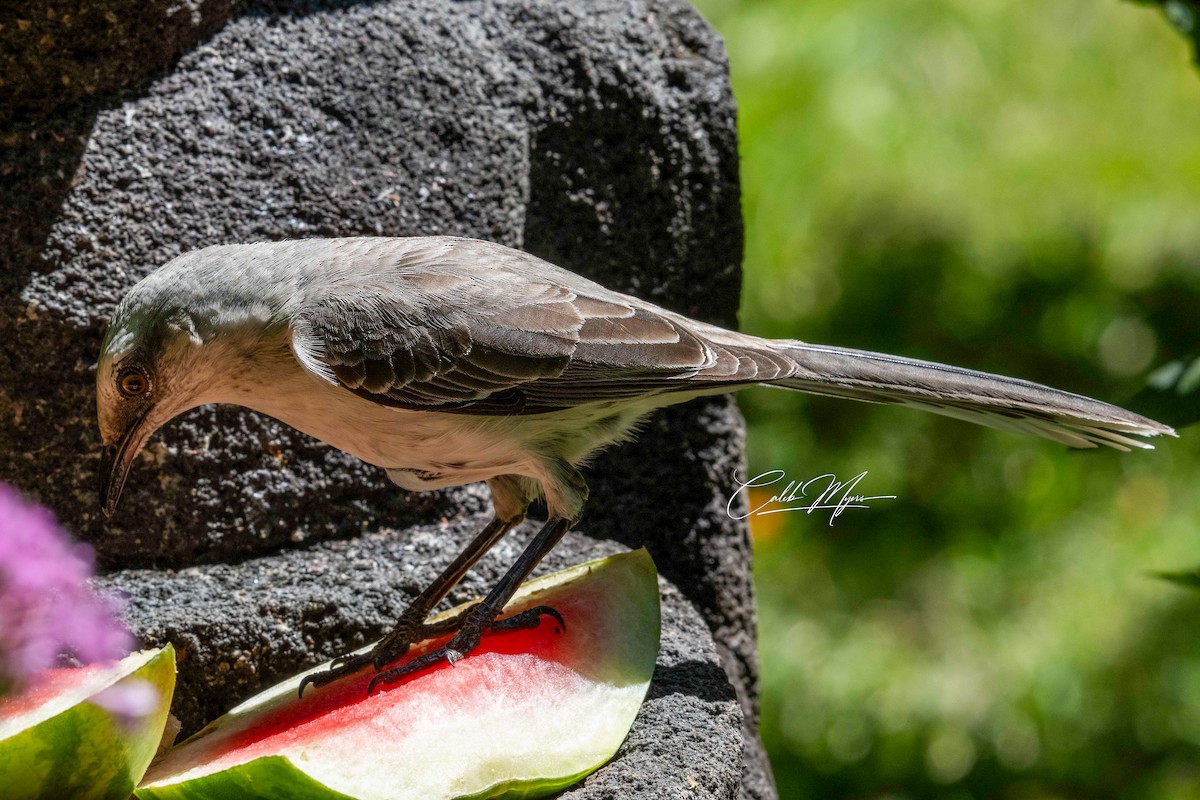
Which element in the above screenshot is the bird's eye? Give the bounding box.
[117,368,150,398]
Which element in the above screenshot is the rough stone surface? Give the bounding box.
[3,1,774,796]
[100,530,746,798]
[0,0,240,127]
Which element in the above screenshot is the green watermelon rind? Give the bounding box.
[136,549,660,800]
[134,752,594,800]
[134,752,596,800]
[0,645,176,800]
[133,754,356,800]
[454,762,600,800]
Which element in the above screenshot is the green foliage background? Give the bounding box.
[690,0,1200,796]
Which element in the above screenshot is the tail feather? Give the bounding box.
[751,341,1175,451]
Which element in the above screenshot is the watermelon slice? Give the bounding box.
[0,645,177,800]
[136,548,661,800]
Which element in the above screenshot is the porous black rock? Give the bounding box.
[3,0,773,795]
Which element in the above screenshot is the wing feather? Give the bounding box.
[288,238,723,414]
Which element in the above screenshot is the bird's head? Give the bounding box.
[97,241,294,522]
[95,256,240,519]
[97,243,305,518]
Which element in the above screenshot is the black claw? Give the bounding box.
[298,668,334,698]
[543,605,566,632]
[367,649,449,695]
[298,652,374,698]
[362,604,567,695]
[297,617,454,699]
[297,667,339,699]
[488,604,566,635]
[299,604,568,699]
[365,672,389,696]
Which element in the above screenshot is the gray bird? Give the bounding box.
[97,236,1173,694]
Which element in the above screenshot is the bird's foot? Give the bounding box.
[366,604,564,695]
[297,608,449,697]
[297,604,563,698]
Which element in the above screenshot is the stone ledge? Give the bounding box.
[100,523,745,798]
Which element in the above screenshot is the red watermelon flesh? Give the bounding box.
[137,548,660,800]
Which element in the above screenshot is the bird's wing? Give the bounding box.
[287,237,1172,450]
[288,238,726,414]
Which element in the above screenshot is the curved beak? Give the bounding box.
[99,408,152,519]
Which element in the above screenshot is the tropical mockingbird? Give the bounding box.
[96,236,1173,694]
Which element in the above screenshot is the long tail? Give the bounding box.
[672,319,1175,450]
[762,341,1174,450]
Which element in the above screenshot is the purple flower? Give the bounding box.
[92,679,161,729]
[0,482,133,695]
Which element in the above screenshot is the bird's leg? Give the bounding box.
[366,514,573,694]
[298,512,521,696]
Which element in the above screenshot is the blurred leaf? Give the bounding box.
[1153,567,1200,589]
[1128,354,1200,428]
[1134,1,1200,60]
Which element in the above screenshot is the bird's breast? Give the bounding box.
[222,369,532,487]
[210,353,664,493]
